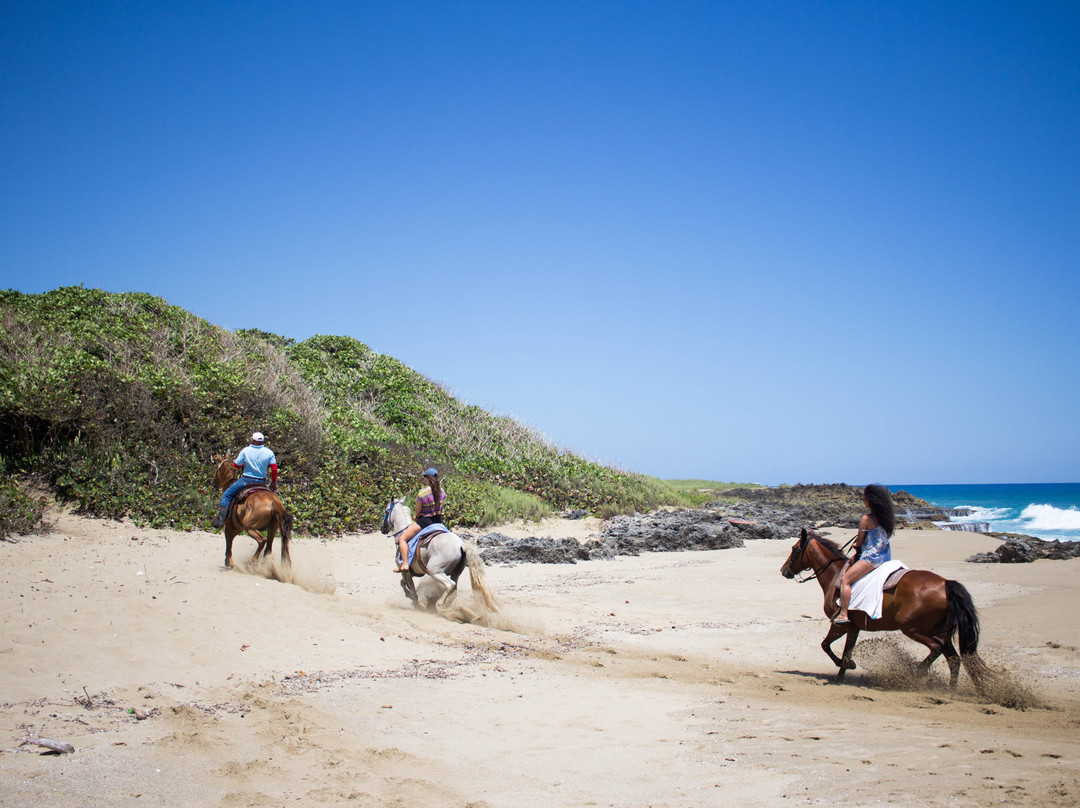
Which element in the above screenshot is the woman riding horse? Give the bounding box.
[834,484,895,624]
[382,497,496,622]
[393,467,446,572]
[781,527,992,689]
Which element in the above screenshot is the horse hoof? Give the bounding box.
[843,659,857,670]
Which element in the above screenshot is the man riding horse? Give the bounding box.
[211,431,278,529]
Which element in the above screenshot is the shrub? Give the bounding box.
[0,287,687,535]
[0,474,47,538]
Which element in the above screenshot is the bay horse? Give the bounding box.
[781,528,992,689]
[213,455,293,569]
[382,498,497,622]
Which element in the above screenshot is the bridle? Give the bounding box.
[791,533,848,584]
[381,499,409,539]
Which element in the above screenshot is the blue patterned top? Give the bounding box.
[860,524,892,566]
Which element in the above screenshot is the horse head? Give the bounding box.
[781,527,815,579]
[213,455,238,491]
[381,497,409,535]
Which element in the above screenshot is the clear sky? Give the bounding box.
[2,1,1077,485]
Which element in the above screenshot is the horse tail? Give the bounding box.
[945,579,979,654]
[276,503,293,567]
[463,540,498,613]
[946,579,994,689]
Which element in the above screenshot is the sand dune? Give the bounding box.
[2,512,1078,807]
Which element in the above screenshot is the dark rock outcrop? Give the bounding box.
[966,533,1080,564]
[473,533,593,564]
[714,483,934,529]
[472,505,798,565]
[599,510,745,554]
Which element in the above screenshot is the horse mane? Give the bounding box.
[213,455,235,490]
[810,532,848,559]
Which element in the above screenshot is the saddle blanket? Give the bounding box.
[399,523,454,568]
[234,484,271,504]
[848,559,909,620]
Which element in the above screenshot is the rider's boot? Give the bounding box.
[211,504,228,529]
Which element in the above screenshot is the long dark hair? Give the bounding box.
[426,474,442,513]
[864,484,896,537]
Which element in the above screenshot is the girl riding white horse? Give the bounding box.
[382,498,497,622]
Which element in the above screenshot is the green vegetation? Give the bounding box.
[664,479,763,507]
[0,286,689,536]
[0,474,47,538]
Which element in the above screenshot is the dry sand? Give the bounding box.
[2,512,1079,807]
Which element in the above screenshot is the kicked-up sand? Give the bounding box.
[1,511,1078,807]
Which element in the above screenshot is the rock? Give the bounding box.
[971,533,1080,564]
[1038,540,1080,560]
[713,483,935,529]
[998,540,1039,563]
[472,532,513,548]
[479,536,592,565]
[476,509,753,565]
[599,510,746,553]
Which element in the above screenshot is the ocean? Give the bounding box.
[895,483,1080,543]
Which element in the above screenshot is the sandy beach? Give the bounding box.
[2,512,1078,807]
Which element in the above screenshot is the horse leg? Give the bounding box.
[901,627,944,680]
[837,628,860,679]
[261,518,276,562]
[431,571,458,611]
[429,570,478,621]
[435,574,478,622]
[821,623,855,671]
[245,528,267,562]
[224,527,237,568]
[399,571,420,607]
[940,638,962,689]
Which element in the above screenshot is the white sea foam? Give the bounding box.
[953,505,1012,523]
[1019,503,1080,532]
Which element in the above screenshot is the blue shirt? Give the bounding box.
[234,444,276,479]
[860,525,892,566]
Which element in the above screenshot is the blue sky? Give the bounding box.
[2,1,1078,485]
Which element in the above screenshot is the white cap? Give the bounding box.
[251,432,265,444]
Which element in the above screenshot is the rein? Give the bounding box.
[793,536,848,584]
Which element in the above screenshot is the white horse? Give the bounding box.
[381,498,498,622]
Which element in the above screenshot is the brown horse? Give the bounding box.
[781,528,992,689]
[213,455,293,569]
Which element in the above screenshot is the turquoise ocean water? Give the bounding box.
[895,483,1080,543]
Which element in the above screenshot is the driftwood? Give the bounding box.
[20,737,75,754]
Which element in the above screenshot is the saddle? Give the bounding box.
[403,528,451,578]
[837,560,911,621]
[417,528,448,548]
[231,483,272,509]
[881,566,910,591]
